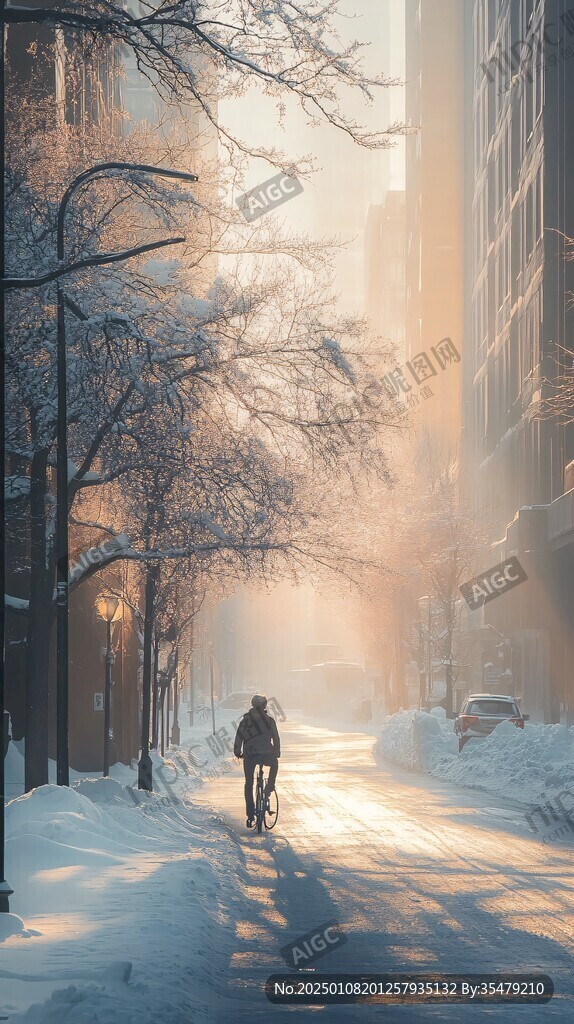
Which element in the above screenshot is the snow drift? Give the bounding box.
[2,757,248,1022]
[376,707,574,807]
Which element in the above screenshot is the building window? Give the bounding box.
[525,185,534,262]
[535,164,543,240]
[535,44,543,121]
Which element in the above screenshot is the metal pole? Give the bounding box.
[163,679,167,753]
[54,167,74,788]
[55,278,69,786]
[427,597,432,701]
[151,633,159,749]
[138,564,155,790]
[0,0,14,915]
[160,689,165,758]
[189,652,194,726]
[103,619,112,777]
[418,617,425,709]
[210,655,216,735]
[119,613,129,765]
[171,648,180,745]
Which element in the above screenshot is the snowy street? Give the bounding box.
[196,717,574,1021]
[3,715,574,1021]
[5,1,574,1021]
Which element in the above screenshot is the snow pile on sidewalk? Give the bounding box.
[2,761,248,1022]
[376,707,458,771]
[376,708,574,806]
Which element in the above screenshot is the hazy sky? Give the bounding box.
[220,0,405,313]
[213,3,407,674]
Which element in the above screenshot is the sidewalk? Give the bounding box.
[1,738,249,1022]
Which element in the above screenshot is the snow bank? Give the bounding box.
[376,709,574,807]
[2,745,249,1022]
[0,913,35,942]
[376,706,458,772]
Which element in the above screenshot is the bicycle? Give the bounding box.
[250,763,279,833]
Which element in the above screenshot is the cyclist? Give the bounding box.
[234,693,281,828]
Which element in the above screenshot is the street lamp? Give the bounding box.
[52,162,198,786]
[95,595,123,777]
[0,712,13,913]
[418,595,434,705]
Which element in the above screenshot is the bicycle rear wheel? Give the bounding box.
[255,769,264,833]
[264,788,279,829]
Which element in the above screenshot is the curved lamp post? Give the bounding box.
[95,595,123,777]
[53,162,198,786]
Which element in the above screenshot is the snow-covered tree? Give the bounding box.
[5,0,406,167]
[402,435,486,715]
[4,88,401,787]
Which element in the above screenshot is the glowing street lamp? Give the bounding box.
[95,595,123,777]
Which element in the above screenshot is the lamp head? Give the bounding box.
[96,595,122,623]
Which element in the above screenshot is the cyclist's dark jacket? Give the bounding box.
[233,708,281,760]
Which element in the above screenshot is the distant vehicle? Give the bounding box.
[455,693,528,752]
[218,692,254,711]
[308,661,369,715]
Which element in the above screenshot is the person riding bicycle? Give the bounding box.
[234,693,281,828]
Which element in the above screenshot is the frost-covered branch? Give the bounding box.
[4,0,406,167]
[3,236,185,289]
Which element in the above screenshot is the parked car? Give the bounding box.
[455,693,528,751]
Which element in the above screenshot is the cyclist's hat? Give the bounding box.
[251,693,268,709]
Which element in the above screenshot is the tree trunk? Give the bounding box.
[393,609,407,712]
[444,613,455,717]
[445,660,453,717]
[25,449,53,791]
[171,647,180,745]
[379,652,392,712]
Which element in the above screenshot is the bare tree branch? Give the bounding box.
[3,237,185,289]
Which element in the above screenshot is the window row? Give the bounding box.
[473,161,542,280]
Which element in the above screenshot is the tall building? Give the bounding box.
[364,191,406,350]
[462,0,574,722]
[6,8,122,136]
[405,0,467,443]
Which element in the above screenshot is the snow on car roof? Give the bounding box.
[467,693,515,700]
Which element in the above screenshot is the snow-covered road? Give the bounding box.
[206,717,574,1022]
[3,716,573,1022]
